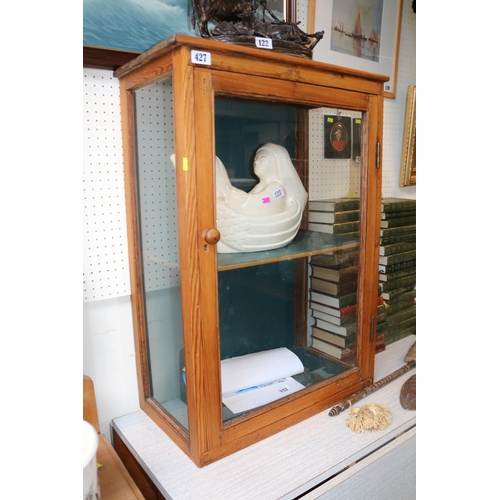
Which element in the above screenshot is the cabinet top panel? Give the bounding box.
[114,34,389,92]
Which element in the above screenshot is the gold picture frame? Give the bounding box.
[399,85,416,187]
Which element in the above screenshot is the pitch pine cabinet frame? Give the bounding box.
[115,34,387,467]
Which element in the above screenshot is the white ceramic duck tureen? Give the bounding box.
[215,143,307,253]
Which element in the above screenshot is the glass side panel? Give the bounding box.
[133,77,188,431]
[214,97,364,423]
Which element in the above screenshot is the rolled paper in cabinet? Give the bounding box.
[221,347,304,395]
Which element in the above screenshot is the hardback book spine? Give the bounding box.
[311,277,357,296]
[308,222,333,234]
[311,337,353,359]
[384,296,416,317]
[309,211,335,224]
[311,310,357,327]
[380,225,416,238]
[311,251,360,269]
[310,301,354,318]
[385,328,416,345]
[380,233,416,245]
[309,210,360,224]
[379,275,416,293]
[379,259,416,274]
[379,241,417,256]
[380,216,417,228]
[315,318,357,336]
[309,198,360,212]
[377,303,387,322]
[380,198,417,212]
[310,291,358,309]
[309,301,342,318]
[381,209,416,220]
[384,316,416,336]
[312,327,355,348]
[385,305,416,326]
[378,266,416,282]
[379,250,417,266]
[382,287,417,304]
[331,210,360,223]
[310,265,358,284]
[309,296,382,318]
[384,288,417,304]
[332,221,360,234]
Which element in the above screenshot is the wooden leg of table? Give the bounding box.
[97,435,146,500]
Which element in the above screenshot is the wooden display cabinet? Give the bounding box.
[115,34,387,467]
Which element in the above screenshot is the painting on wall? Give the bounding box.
[399,85,416,186]
[83,0,286,54]
[83,0,194,53]
[324,115,352,159]
[308,0,403,98]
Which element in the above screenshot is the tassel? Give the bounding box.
[346,403,392,433]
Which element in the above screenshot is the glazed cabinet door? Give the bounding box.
[189,67,382,464]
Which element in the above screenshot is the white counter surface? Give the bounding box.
[111,335,416,500]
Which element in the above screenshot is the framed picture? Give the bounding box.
[324,115,352,159]
[307,0,403,99]
[83,0,292,63]
[399,85,416,186]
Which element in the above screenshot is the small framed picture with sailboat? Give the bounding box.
[307,0,404,98]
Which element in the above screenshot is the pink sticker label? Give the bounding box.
[262,197,271,204]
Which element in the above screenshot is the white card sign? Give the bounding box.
[191,50,211,65]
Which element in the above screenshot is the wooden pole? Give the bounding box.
[328,360,416,416]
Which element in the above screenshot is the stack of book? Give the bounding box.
[307,197,360,237]
[308,248,386,360]
[376,198,416,345]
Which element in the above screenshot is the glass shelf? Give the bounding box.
[218,230,359,271]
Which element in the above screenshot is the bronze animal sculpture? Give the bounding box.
[191,0,258,38]
[191,0,324,57]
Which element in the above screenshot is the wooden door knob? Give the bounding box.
[203,228,220,245]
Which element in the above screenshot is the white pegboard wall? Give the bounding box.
[83,69,130,302]
[308,108,363,200]
[297,0,308,26]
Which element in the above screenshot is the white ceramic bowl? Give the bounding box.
[83,420,100,500]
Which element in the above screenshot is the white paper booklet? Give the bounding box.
[220,348,305,414]
[222,377,305,414]
[220,347,304,395]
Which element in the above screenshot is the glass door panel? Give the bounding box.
[214,97,364,423]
